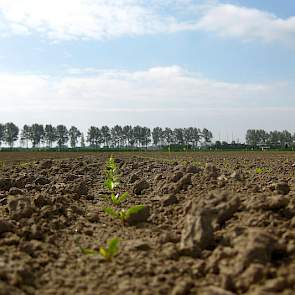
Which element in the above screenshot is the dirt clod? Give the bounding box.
[133,179,150,195]
[7,196,34,220]
[0,219,15,234]
[275,182,290,195]
[180,206,214,256]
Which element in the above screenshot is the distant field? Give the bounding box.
[0,151,103,164]
[1,150,295,165]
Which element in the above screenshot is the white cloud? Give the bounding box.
[197,4,295,44]
[0,66,291,112]
[0,66,294,140]
[0,0,195,40]
[0,1,294,44]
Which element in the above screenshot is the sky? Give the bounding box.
[0,0,294,142]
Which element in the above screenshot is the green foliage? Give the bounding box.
[103,205,145,224]
[106,155,116,172]
[0,161,4,169]
[69,126,82,148]
[104,178,119,191]
[29,123,44,148]
[19,161,31,168]
[44,124,57,148]
[103,156,128,205]
[56,125,69,148]
[80,238,120,261]
[255,167,272,174]
[103,207,119,219]
[104,156,120,191]
[110,192,128,205]
[99,238,120,261]
[4,122,19,147]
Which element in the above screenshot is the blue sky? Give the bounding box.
[0,0,294,141]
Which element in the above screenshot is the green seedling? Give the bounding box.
[104,178,120,191]
[104,156,120,190]
[103,205,145,225]
[105,156,117,178]
[110,192,128,205]
[255,167,272,174]
[19,162,31,168]
[99,238,120,261]
[103,155,129,205]
[106,155,116,171]
[80,238,120,261]
[0,161,4,169]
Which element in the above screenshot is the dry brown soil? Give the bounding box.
[0,151,295,294]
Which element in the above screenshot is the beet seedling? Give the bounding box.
[104,156,120,190]
[19,161,31,169]
[255,167,272,174]
[104,178,120,191]
[80,238,120,261]
[103,205,145,225]
[104,156,128,205]
[99,238,120,261]
[110,192,128,205]
[104,156,118,182]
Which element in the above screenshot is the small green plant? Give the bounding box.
[103,205,145,225]
[99,238,120,261]
[80,238,120,261]
[103,156,128,205]
[104,156,120,190]
[19,162,31,168]
[110,192,128,205]
[104,178,120,191]
[0,161,4,169]
[255,167,272,174]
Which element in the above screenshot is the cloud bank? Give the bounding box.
[0,66,291,112]
[0,66,294,139]
[0,1,294,45]
[197,4,295,44]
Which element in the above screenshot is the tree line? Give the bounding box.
[246,129,295,147]
[0,123,213,149]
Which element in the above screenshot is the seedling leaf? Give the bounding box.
[104,179,119,191]
[103,207,118,218]
[111,192,128,205]
[99,238,120,261]
[107,238,119,255]
[99,247,108,258]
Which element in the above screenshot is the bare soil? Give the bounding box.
[0,151,295,294]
